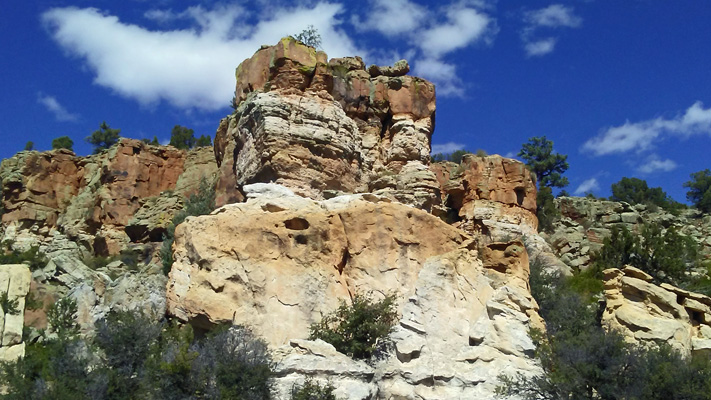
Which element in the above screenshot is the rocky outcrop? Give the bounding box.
[432,154,538,241]
[0,140,217,255]
[0,264,31,362]
[546,197,711,271]
[167,184,543,399]
[214,37,439,211]
[602,266,711,357]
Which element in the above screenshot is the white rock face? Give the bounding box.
[0,264,31,362]
[167,186,543,399]
[602,266,711,356]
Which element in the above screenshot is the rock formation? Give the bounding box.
[602,266,711,357]
[214,37,440,211]
[167,184,543,399]
[0,264,31,362]
[546,196,711,271]
[0,139,217,255]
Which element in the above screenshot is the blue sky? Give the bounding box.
[2,1,710,202]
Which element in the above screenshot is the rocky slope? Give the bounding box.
[545,196,711,270]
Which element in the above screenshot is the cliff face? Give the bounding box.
[167,184,543,399]
[0,139,217,255]
[214,37,440,212]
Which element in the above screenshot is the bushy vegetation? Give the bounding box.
[291,379,338,400]
[160,176,216,274]
[24,141,34,151]
[590,223,699,287]
[610,177,684,214]
[685,169,711,214]
[86,122,121,154]
[293,25,322,49]
[169,125,212,150]
[0,242,47,271]
[52,136,74,151]
[309,293,397,360]
[497,256,711,400]
[0,306,272,400]
[518,136,569,233]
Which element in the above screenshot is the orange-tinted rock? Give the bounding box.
[216,37,438,210]
[1,140,217,254]
[431,155,538,240]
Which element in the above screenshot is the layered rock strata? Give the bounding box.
[602,266,711,357]
[167,184,543,399]
[0,140,217,254]
[0,264,31,362]
[214,37,439,211]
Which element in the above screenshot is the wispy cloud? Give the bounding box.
[521,4,581,57]
[37,92,79,122]
[574,178,599,195]
[582,101,711,156]
[42,4,363,111]
[431,142,465,154]
[352,0,427,37]
[636,155,678,174]
[525,4,582,29]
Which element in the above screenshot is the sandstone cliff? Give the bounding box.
[603,266,711,357]
[0,139,217,255]
[167,184,543,399]
[214,37,439,212]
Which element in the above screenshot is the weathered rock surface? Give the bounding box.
[0,264,31,361]
[167,184,542,399]
[602,266,711,356]
[215,37,439,211]
[546,197,711,271]
[0,140,217,254]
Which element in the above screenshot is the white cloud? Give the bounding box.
[414,58,463,97]
[431,142,465,154]
[524,37,557,57]
[42,4,363,111]
[636,155,678,174]
[582,101,711,156]
[37,92,79,122]
[574,178,599,195]
[524,4,582,29]
[418,7,494,58]
[353,0,427,37]
[520,4,581,57]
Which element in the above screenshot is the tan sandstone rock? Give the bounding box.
[214,37,439,211]
[167,184,542,399]
[0,264,31,362]
[602,267,711,356]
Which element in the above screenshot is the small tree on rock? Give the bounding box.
[684,169,711,214]
[195,134,212,148]
[52,136,74,151]
[294,25,322,49]
[518,136,569,189]
[86,121,120,153]
[169,125,196,150]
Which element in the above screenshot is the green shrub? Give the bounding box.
[536,186,560,233]
[291,378,339,400]
[498,256,711,400]
[51,136,74,151]
[47,297,79,339]
[591,223,699,286]
[309,293,398,360]
[86,121,120,154]
[0,292,20,315]
[0,243,47,271]
[684,169,711,214]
